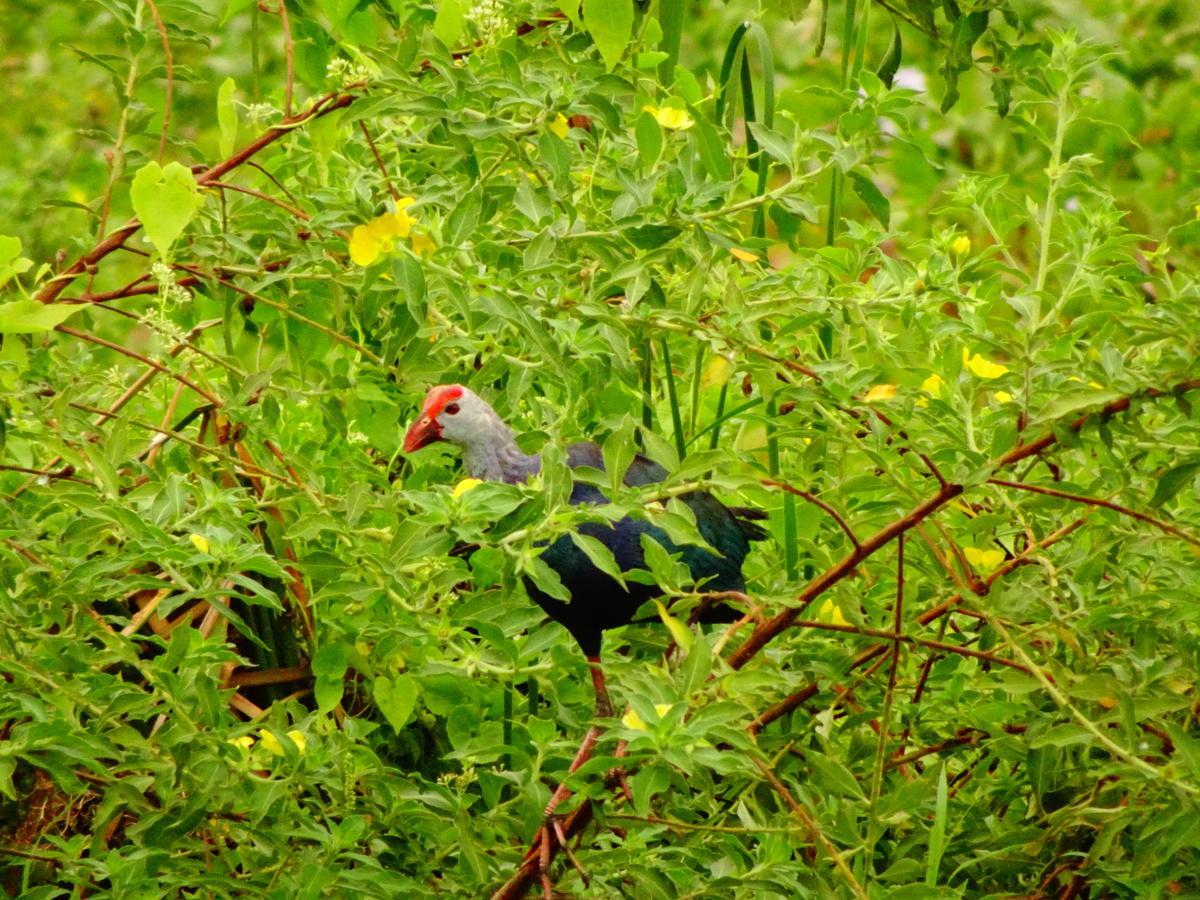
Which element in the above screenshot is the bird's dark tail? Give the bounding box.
[727,506,769,542]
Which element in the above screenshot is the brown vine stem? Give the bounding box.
[207,180,310,220]
[277,0,294,117]
[55,325,221,407]
[359,122,402,202]
[751,515,1089,735]
[791,618,1030,673]
[35,87,360,305]
[728,379,1200,670]
[987,478,1200,548]
[143,0,174,162]
[206,275,384,365]
[762,479,860,549]
[750,757,868,899]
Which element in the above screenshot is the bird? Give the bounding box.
[403,383,766,717]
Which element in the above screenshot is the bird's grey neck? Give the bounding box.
[461,424,539,484]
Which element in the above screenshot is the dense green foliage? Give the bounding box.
[3,0,1200,896]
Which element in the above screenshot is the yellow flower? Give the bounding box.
[452,478,483,499]
[963,546,1004,573]
[921,373,945,396]
[962,349,1008,380]
[410,232,436,257]
[951,235,971,256]
[368,210,413,241]
[622,709,647,731]
[643,104,694,130]
[700,355,734,389]
[550,113,570,139]
[349,224,382,266]
[621,704,672,731]
[227,735,255,752]
[1194,203,1200,219]
[348,203,418,267]
[994,391,1014,404]
[864,383,897,403]
[729,247,759,262]
[190,534,210,554]
[818,599,849,627]
[260,729,307,756]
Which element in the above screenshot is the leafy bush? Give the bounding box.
[2,1,1199,897]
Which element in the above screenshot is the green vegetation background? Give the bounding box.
[1,1,1199,897]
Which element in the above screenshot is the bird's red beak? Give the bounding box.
[403,414,441,453]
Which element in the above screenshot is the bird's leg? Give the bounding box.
[534,656,611,894]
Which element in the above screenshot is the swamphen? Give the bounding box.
[403,383,766,716]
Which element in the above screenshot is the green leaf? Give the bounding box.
[680,632,710,691]
[635,110,662,169]
[806,750,865,799]
[691,111,732,181]
[940,11,989,113]
[312,642,349,713]
[583,0,632,72]
[876,17,902,88]
[217,77,238,158]
[602,416,637,491]
[0,753,16,801]
[444,185,482,245]
[0,300,83,334]
[0,235,33,289]
[433,0,465,47]
[658,0,683,85]
[926,764,948,886]
[557,0,582,28]
[1150,457,1200,508]
[523,556,571,601]
[1038,390,1123,424]
[627,225,680,250]
[746,122,793,166]
[537,131,571,188]
[849,173,890,228]
[654,600,693,652]
[374,674,418,731]
[129,161,202,260]
[569,532,627,588]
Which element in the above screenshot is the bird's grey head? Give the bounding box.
[402,383,506,453]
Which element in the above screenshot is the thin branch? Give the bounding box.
[751,515,1088,735]
[791,618,1031,673]
[728,378,1200,670]
[750,757,868,899]
[988,478,1200,549]
[207,180,310,220]
[143,0,174,162]
[763,479,860,549]
[55,325,222,407]
[36,87,359,304]
[208,274,384,364]
[277,0,294,117]
[885,730,985,771]
[0,463,87,484]
[729,482,964,668]
[359,121,402,202]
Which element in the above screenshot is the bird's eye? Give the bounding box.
[444,403,460,415]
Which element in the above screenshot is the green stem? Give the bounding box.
[707,383,730,451]
[640,341,654,440]
[1036,87,1070,295]
[660,338,686,460]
